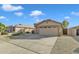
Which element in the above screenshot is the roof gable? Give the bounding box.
[34,19,62,27]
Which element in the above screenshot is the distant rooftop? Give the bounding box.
[15,24,34,28]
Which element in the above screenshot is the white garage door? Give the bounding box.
[39,27,59,36]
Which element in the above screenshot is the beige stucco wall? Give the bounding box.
[68,28,76,36]
[67,29,71,36]
[15,28,23,32]
[25,28,33,32]
[15,27,34,33]
[58,27,63,36]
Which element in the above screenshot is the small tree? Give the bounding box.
[62,20,69,29]
[0,23,6,34]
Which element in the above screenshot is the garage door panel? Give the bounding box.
[39,27,58,36]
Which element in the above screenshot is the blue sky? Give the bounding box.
[0,4,79,27]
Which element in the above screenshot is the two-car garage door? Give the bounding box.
[39,27,59,36]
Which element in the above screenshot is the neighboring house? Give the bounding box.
[68,26,79,36]
[6,25,15,33]
[15,24,34,33]
[34,19,63,36]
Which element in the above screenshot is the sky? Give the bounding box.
[0,4,79,27]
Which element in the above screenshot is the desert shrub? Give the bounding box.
[1,32,8,35]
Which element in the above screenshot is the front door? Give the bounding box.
[63,29,67,35]
[76,29,79,35]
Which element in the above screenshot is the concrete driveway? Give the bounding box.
[1,34,79,54]
[51,36,79,54]
[0,38,35,54]
[73,36,79,42]
[0,35,58,54]
[73,36,79,53]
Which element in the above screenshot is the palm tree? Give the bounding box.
[62,20,69,35]
[62,20,69,29]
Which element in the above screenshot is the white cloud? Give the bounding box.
[1,4,24,11]
[64,16,70,19]
[29,10,44,17]
[36,19,40,22]
[0,16,6,19]
[36,19,43,22]
[71,11,79,16]
[29,10,45,22]
[14,12,23,16]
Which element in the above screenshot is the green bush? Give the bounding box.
[26,32,30,34]
[12,32,23,36]
[1,32,8,35]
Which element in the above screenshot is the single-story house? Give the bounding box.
[15,24,34,33]
[7,24,34,33]
[68,26,79,36]
[34,19,63,36]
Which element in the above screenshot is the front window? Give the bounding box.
[40,27,43,28]
[44,26,47,28]
[48,26,51,28]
